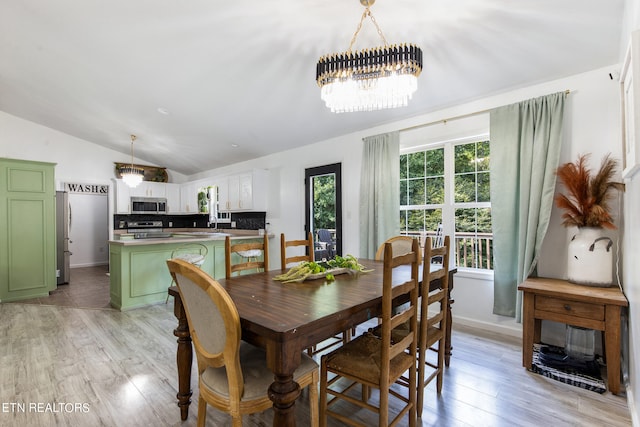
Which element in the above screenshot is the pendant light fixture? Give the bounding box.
[121,134,144,188]
[316,0,423,113]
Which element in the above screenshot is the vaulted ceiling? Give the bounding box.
[0,1,625,175]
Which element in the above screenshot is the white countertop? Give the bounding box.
[109,231,270,246]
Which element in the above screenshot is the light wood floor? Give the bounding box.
[0,267,632,426]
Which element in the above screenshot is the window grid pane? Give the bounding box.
[408,178,426,205]
[401,139,492,271]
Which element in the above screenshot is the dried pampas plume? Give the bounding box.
[555,153,625,229]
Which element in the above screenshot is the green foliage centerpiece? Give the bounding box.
[274,255,371,283]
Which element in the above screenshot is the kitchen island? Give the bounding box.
[108,231,267,310]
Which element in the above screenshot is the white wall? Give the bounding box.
[68,192,109,267]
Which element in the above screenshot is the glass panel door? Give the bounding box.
[305,163,342,260]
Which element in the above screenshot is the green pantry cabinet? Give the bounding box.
[109,237,264,310]
[0,158,56,302]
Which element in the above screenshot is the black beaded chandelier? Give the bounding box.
[316,0,423,113]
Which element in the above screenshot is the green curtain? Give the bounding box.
[490,92,565,320]
[359,131,400,258]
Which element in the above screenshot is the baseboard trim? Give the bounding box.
[452,315,522,339]
[70,262,109,268]
[628,387,639,427]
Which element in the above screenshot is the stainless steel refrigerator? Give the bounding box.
[56,191,71,284]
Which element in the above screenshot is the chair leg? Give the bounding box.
[379,385,389,426]
[166,278,175,303]
[232,416,242,427]
[417,343,426,417]
[437,340,445,393]
[361,384,369,402]
[197,396,207,427]
[309,370,319,427]
[307,345,316,356]
[319,356,328,427]
[409,349,417,427]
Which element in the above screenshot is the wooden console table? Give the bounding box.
[518,277,628,394]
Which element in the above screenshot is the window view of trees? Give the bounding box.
[312,174,336,230]
[400,140,494,270]
[400,148,444,232]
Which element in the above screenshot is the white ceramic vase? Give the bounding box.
[567,226,613,287]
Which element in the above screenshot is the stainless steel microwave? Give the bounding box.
[131,197,167,214]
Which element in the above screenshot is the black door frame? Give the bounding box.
[305,163,342,257]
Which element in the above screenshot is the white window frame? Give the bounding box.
[400,133,493,278]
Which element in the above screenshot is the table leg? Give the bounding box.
[445,294,454,367]
[605,305,622,394]
[444,271,455,367]
[268,374,301,426]
[522,291,535,368]
[172,293,193,420]
[266,343,302,427]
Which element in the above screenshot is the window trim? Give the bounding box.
[400,133,492,272]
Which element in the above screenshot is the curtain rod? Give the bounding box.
[399,89,571,134]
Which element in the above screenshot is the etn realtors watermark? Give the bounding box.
[2,402,90,413]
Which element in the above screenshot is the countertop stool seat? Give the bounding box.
[173,252,206,266]
[236,249,263,260]
[167,244,209,301]
[225,235,269,279]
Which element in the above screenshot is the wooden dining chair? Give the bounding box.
[280,232,346,355]
[167,259,319,427]
[375,235,421,264]
[319,239,420,427]
[415,235,451,414]
[369,236,420,327]
[225,235,269,279]
[380,235,451,417]
[280,232,314,270]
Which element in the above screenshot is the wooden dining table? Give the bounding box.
[167,259,456,426]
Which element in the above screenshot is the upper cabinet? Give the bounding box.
[114,180,181,214]
[129,181,166,198]
[180,181,199,214]
[115,179,131,214]
[218,170,267,212]
[113,170,268,215]
[165,183,181,214]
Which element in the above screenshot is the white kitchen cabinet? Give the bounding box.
[180,181,199,213]
[165,183,181,213]
[218,170,267,212]
[239,173,253,209]
[115,179,131,214]
[130,181,166,198]
[227,174,242,210]
[217,176,230,211]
